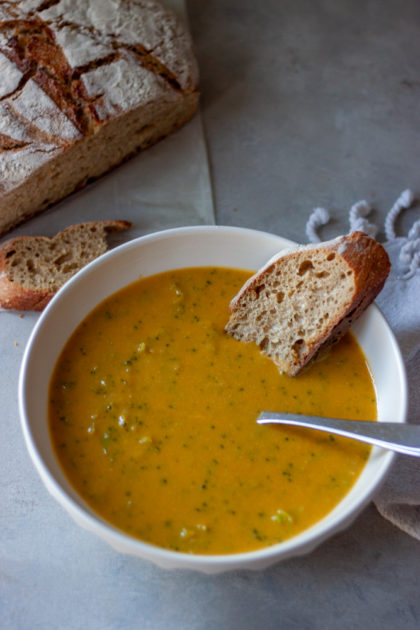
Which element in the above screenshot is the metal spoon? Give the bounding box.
[257,411,420,457]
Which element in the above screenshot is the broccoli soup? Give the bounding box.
[49,267,376,555]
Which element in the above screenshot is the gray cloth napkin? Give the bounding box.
[374,236,420,540]
[306,191,420,540]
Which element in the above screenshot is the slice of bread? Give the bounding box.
[0,220,131,311]
[225,231,391,376]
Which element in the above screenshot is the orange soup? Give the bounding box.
[48,267,376,554]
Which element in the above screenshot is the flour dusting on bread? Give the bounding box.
[0,0,199,235]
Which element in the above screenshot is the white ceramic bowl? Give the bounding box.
[19,226,407,573]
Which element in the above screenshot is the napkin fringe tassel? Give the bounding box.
[306,190,419,278]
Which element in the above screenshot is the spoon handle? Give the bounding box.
[257,412,418,457]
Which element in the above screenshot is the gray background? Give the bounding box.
[2,0,420,628]
[189,0,420,242]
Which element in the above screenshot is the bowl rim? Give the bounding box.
[18,224,408,571]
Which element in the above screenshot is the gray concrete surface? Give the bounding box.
[188,0,420,242]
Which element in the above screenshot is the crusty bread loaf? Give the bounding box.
[0,220,131,310]
[225,231,391,376]
[0,0,199,235]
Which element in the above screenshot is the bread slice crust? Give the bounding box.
[0,220,131,310]
[225,231,391,376]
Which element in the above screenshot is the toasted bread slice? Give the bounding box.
[0,220,131,311]
[225,231,391,376]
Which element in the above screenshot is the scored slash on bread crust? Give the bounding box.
[0,0,199,235]
[225,231,391,376]
[0,220,131,310]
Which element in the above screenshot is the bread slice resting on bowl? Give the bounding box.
[225,231,391,376]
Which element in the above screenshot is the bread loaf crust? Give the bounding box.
[0,219,131,310]
[0,0,199,234]
[225,231,391,376]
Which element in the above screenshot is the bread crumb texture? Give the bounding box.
[225,232,391,376]
[0,0,199,233]
[0,220,131,310]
